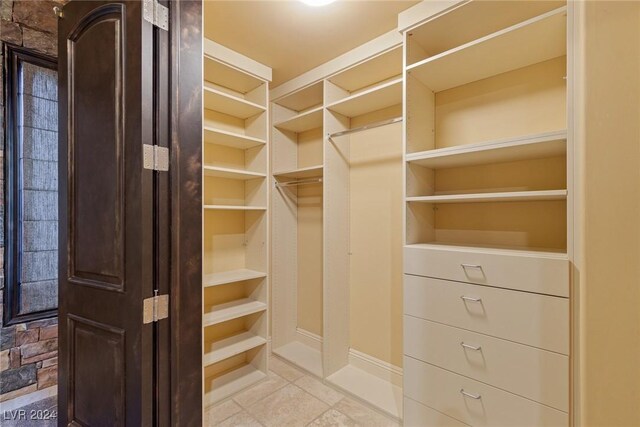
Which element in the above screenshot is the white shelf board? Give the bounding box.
[406,7,567,92]
[406,130,567,169]
[273,341,323,378]
[273,165,324,180]
[203,269,267,287]
[203,127,265,150]
[274,82,323,112]
[204,299,267,327]
[203,205,267,211]
[406,189,567,204]
[327,364,402,420]
[204,331,267,366]
[327,77,402,118]
[273,106,323,133]
[405,242,568,257]
[204,166,266,180]
[204,85,266,119]
[203,55,265,94]
[329,47,402,93]
[204,364,267,406]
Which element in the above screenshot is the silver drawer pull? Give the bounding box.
[460,295,482,303]
[460,389,482,400]
[460,342,481,351]
[461,263,482,270]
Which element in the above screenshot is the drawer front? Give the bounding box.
[404,397,469,427]
[404,357,569,427]
[404,316,569,411]
[404,245,569,297]
[404,275,569,354]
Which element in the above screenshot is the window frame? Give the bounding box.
[3,44,58,325]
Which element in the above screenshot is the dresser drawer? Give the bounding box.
[404,357,568,427]
[404,275,569,354]
[404,397,469,427]
[404,245,569,297]
[404,316,569,411]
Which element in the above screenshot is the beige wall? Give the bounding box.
[349,122,404,367]
[579,1,640,425]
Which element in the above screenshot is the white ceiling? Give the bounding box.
[203,0,419,87]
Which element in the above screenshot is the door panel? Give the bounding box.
[58,2,153,426]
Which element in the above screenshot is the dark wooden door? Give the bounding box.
[58,2,155,425]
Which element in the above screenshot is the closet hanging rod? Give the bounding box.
[327,117,403,139]
[275,178,323,188]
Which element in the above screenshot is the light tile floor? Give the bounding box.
[205,357,400,427]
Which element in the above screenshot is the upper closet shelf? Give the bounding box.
[327,77,402,118]
[203,269,267,288]
[273,165,324,180]
[204,127,266,150]
[406,130,567,169]
[329,46,402,93]
[204,54,265,95]
[406,189,567,204]
[406,7,567,92]
[204,166,266,180]
[274,106,323,133]
[204,85,266,119]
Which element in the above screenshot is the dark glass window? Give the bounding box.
[3,45,58,325]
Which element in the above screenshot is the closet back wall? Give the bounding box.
[349,123,403,367]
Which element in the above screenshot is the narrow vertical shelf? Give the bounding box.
[202,39,271,406]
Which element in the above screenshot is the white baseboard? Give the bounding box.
[290,329,402,387]
[348,349,403,387]
[296,328,322,351]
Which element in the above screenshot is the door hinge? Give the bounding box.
[143,292,169,324]
[143,144,169,172]
[143,0,169,31]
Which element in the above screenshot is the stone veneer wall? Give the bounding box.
[0,0,65,402]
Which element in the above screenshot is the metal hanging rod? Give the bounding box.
[327,117,403,139]
[275,178,323,188]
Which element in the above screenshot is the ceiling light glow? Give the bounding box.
[300,0,337,7]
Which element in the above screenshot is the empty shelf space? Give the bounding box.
[204,85,266,119]
[203,55,265,95]
[204,331,267,366]
[204,364,267,406]
[204,205,267,211]
[406,7,567,91]
[204,269,267,287]
[203,127,266,150]
[327,364,402,420]
[273,106,323,133]
[406,130,567,169]
[407,189,567,204]
[327,77,402,117]
[204,299,267,327]
[273,165,324,180]
[329,47,402,93]
[204,166,266,180]
[273,341,323,378]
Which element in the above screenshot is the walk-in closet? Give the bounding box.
[200,1,576,425]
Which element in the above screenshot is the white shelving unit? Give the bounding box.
[271,81,325,378]
[401,2,571,425]
[202,40,271,407]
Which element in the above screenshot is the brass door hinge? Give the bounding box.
[143,292,169,324]
[143,0,169,31]
[143,144,169,172]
